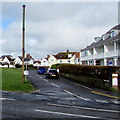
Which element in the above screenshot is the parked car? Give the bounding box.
[45,69,59,79]
[37,66,48,74]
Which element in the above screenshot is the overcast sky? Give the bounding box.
[1,1,119,59]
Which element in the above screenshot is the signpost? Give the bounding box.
[22,5,26,82]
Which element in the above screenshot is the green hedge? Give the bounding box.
[59,64,120,80]
[52,64,120,90]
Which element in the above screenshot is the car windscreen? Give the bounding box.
[39,67,45,69]
[49,70,58,73]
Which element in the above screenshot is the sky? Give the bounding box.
[0,0,119,60]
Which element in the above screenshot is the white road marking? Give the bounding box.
[73,83,92,90]
[36,74,49,82]
[38,76,42,79]
[96,99,109,103]
[47,103,120,113]
[51,83,60,88]
[64,90,92,101]
[35,109,106,119]
[0,98,15,101]
[43,79,49,82]
[36,74,39,77]
[112,100,120,104]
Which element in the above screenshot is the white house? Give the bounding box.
[47,50,80,67]
[40,58,48,66]
[33,60,41,67]
[47,55,57,67]
[0,55,15,68]
[14,56,22,65]
[14,56,34,65]
[2,57,10,64]
[24,58,34,65]
[80,24,120,66]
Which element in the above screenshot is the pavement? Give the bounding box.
[90,88,120,100]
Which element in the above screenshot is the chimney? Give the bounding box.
[67,49,69,53]
[26,54,32,59]
[47,55,50,58]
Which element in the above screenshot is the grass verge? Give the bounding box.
[2,68,34,92]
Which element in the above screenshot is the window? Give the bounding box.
[68,54,72,58]
[111,31,116,37]
[68,60,70,63]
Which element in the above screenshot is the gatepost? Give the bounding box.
[112,73,118,90]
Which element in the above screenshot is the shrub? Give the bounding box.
[51,64,61,69]
[15,64,22,68]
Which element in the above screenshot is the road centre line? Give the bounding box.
[51,83,60,88]
[47,103,120,113]
[43,79,49,82]
[64,90,92,101]
[72,83,92,91]
[96,99,109,103]
[36,74,48,82]
[35,109,108,119]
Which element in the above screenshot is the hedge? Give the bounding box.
[59,64,120,80]
[52,64,120,90]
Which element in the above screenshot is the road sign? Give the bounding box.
[24,70,29,76]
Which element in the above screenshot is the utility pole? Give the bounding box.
[22,5,26,82]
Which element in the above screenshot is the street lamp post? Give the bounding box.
[22,5,26,82]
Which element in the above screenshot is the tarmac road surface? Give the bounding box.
[1,70,120,119]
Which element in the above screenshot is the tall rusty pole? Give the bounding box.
[22,5,26,82]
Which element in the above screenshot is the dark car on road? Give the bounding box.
[37,66,48,74]
[45,69,59,79]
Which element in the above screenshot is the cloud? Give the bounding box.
[1,2,118,59]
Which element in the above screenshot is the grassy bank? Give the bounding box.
[2,68,33,92]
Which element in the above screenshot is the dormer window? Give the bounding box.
[110,31,116,37]
[68,54,72,58]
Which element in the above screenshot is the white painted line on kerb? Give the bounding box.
[64,90,92,101]
[0,98,15,101]
[35,109,106,119]
[47,103,120,113]
[51,83,60,88]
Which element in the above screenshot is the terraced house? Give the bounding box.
[80,24,120,66]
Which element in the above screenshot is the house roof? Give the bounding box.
[24,58,31,61]
[1,55,14,61]
[81,24,120,51]
[54,52,76,59]
[1,55,12,58]
[106,24,120,34]
[75,52,80,58]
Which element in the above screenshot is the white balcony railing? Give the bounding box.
[81,49,120,61]
[105,51,116,58]
[80,55,94,61]
[95,53,104,59]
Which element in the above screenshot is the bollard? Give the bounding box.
[112,73,118,90]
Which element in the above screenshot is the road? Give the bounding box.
[2,70,120,119]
